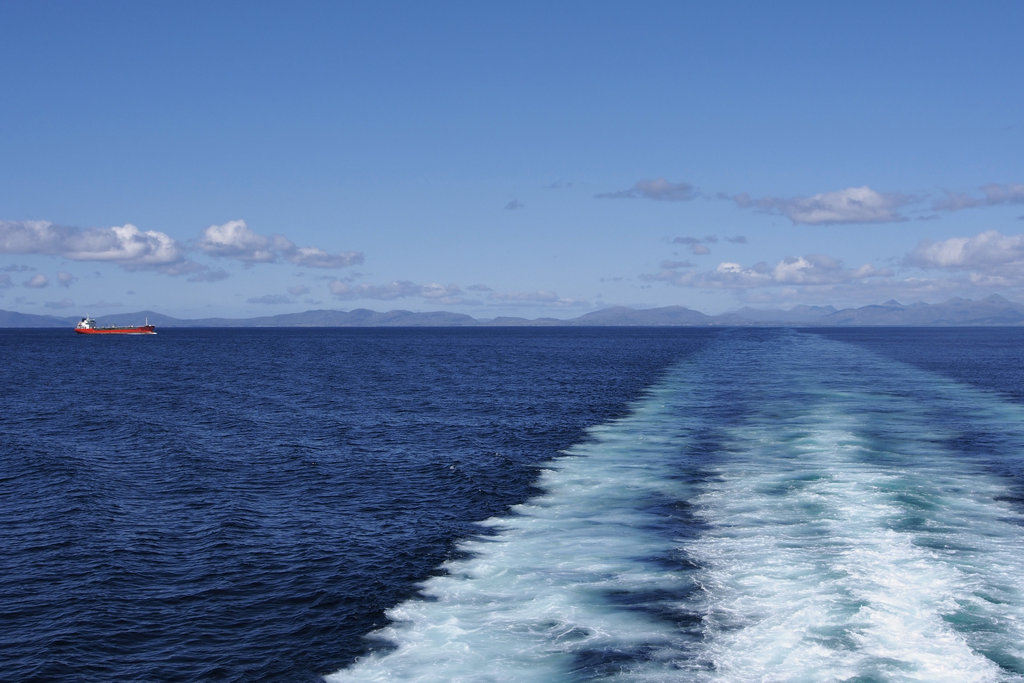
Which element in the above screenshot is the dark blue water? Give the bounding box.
[4,327,1024,681]
[0,327,713,681]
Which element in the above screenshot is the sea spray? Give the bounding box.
[330,331,1024,681]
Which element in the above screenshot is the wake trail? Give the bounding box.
[328,330,1024,682]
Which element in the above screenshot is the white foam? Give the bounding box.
[327,332,1024,681]
[679,336,1024,681]
[687,423,1018,681]
[328,381,703,681]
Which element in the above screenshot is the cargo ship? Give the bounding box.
[75,316,156,335]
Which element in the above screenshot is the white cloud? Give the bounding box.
[420,282,462,299]
[672,235,719,255]
[199,220,363,269]
[68,224,183,265]
[596,178,697,201]
[325,279,586,309]
[490,290,589,307]
[907,230,1024,273]
[0,220,188,271]
[287,246,362,269]
[198,220,276,262]
[646,253,889,288]
[24,273,48,288]
[328,279,463,302]
[57,271,75,288]
[934,183,1024,211]
[0,220,66,253]
[772,255,879,284]
[660,259,694,270]
[672,236,718,245]
[733,186,912,225]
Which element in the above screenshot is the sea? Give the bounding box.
[2,326,1024,682]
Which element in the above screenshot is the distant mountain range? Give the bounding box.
[5,295,1024,328]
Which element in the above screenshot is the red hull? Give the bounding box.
[75,326,156,335]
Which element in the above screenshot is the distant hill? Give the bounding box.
[0,310,69,328]
[4,295,1024,328]
[568,305,712,326]
[817,295,1024,326]
[177,308,479,327]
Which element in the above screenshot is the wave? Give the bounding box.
[328,330,1024,681]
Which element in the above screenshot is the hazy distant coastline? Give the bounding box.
[4,295,1024,329]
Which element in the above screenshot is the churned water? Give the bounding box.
[0,327,709,681]
[3,327,1024,681]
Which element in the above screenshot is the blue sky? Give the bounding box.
[2,1,1022,319]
